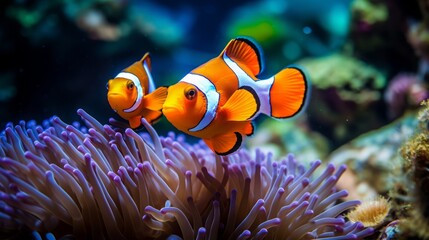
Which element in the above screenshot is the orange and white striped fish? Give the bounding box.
[163,37,309,155]
[107,53,167,128]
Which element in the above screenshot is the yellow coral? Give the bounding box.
[418,99,429,123]
[347,196,391,227]
[395,100,429,239]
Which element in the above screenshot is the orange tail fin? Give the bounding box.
[269,67,308,118]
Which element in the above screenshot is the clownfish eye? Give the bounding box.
[185,88,197,100]
[127,81,135,90]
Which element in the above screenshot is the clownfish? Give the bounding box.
[107,53,168,128]
[163,37,308,155]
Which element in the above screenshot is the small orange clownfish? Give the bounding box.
[107,53,168,128]
[163,37,309,155]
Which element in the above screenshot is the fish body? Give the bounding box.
[163,37,308,155]
[107,53,167,128]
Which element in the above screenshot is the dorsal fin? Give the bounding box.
[123,52,151,77]
[140,52,151,70]
[222,37,263,76]
[121,52,155,94]
[123,52,155,94]
[140,52,156,92]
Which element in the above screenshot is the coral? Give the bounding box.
[297,53,387,147]
[384,73,429,119]
[328,112,418,195]
[346,196,391,228]
[0,109,374,239]
[351,0,388,28]
[407,0,429,62]
[298,53,386,102]
[407,22,429,61]
[395,100,429,239]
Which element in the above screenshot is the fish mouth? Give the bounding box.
[162,106,179,113]
[107,93,130,113]
[162,104,184,115]
[108,92,123,97]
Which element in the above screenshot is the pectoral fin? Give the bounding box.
[144,86,168,111]
[221,87,259,121]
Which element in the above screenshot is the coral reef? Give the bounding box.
[392,100,429,239]
[0,109,374,239]
[3,1,428,238]
[351,0,388,27]
[328,112,418,195]
[298,53,385,102]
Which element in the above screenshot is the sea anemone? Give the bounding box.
[0,109,374,239]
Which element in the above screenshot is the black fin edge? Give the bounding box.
[215,132,242,156]
[234,36,265,75]
[239,86,260,119]
[270,66,310,119]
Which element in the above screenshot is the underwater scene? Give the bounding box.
[1,0,429,239]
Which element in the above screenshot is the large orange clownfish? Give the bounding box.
[163,37,309,155]
[107,53,167,128]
